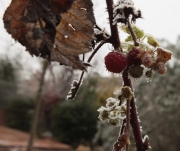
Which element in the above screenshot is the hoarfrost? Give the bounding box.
[64,35,68,39]
[68,23,76,31]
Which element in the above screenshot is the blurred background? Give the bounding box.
[0,0,180,151]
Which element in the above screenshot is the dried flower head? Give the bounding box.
[121,86,134,100]
[106,97,119,109]
[97,106,109,121]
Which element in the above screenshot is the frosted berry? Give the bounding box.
[129,65,144,78]
[127,48,142,66]
[141,53,153,67]
[154,62,167,74]
[105,52,127,73]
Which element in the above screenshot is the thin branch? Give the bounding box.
[27,60,49,151]
[127,20,139,47]
[68,40,108,100]
[125,98,131,151]
[105,0,122,50]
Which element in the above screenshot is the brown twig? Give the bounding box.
[69,40,108,100]
[127,20,139,47]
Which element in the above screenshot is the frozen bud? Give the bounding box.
[117,95,126,103]
[129,65,144,78]
[121,105,127,112]
[143,135,152,150]
[121,86,134,100]
[108,110,118,119]
[145,70,154,78]
[116,109,126,119]
[106,97,119,109]
[97,106,109,121]
[141,53,153,67]
[108,118,121,127]
[154,62,167,74]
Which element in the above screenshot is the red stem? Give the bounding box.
[122,67,145,151]
[105,1,145,150]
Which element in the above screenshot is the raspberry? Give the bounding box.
[105,52,127,73]
[129,65,144,78]
[154,62,167,74]
[141,53,153,67]
[127,48,142,66]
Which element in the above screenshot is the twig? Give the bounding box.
[125,98,131,151]
[127,20,139,47]
[69,40,108,100]
[27,60,49,151]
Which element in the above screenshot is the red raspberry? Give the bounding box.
[127,48,142,66]
[105,52,127,73]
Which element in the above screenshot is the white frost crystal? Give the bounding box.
[113,0,141,24]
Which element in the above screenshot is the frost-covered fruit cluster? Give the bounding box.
[97,97,126,126]
[104,47,172,79]
[97,86,134,126]
[104,51,127,73]
[128,47,172,78]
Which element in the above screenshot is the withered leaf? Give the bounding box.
[156,47,172,63]
[51,0,95,70]
[113,133,129,151]
[3,0,58,59]
[3,0,95,70]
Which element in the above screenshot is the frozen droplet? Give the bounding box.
[114,73,119,77]
[80,7,87,11]
[64,35,69,39]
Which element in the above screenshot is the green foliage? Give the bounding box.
[51,102,98,148]
[0,58,20,106]
[0,59,16,82]
[5,98,34,132]
[120,24,160,50]
[146,35,160,47]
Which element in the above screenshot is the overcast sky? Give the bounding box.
[0,0,179,76]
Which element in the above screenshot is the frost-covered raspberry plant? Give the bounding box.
[68,0,172,151]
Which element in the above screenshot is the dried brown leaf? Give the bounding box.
[51,0,95,70]
[3,0,95,70]
[113,133,129,151]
